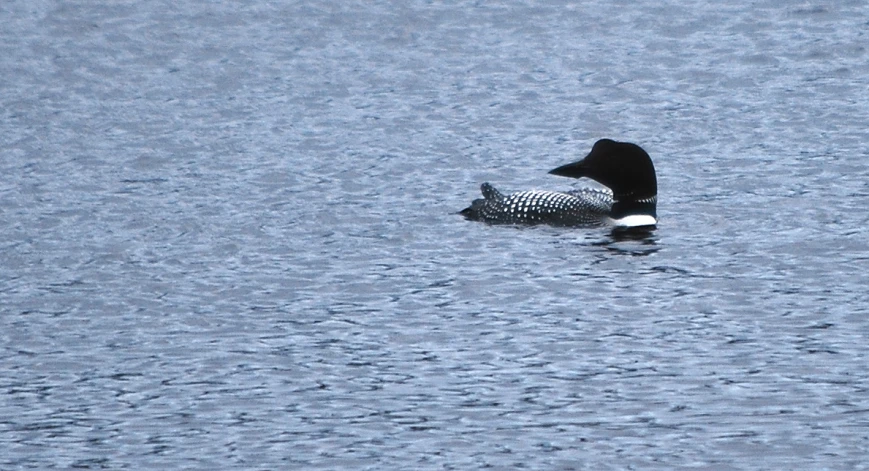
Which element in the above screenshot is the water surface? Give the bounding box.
[2,1,869,469]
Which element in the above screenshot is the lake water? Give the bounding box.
[2,1,869,469]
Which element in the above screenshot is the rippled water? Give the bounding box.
[3,1,869,469]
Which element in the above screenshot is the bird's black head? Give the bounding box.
[549,139,657,201]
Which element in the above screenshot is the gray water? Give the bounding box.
[2,1,869,469]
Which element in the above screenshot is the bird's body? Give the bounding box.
[461,139,658,230]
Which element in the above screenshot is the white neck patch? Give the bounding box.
[609,214,657,228]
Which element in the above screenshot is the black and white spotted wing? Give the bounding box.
[465,183,612,226]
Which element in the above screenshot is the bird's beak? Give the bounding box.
[548,160,587,178]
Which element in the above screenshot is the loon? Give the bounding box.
[460,139,658,230]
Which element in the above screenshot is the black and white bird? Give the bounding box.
[461,139,658,230]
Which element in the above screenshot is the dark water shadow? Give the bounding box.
[591,228,660,257]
